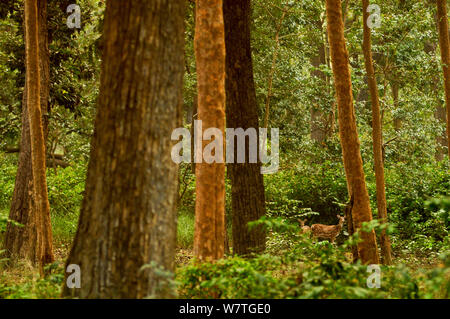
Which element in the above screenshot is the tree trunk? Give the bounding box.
[435,104,448,161]
[4,0,54,267]
[391,81,402,132]
[4,0,51,265]
[223,0,266,256]
[429,12,448,161]
[193,0,226,261]
[345,195,359,262]
[325,0,379,265]
[262,6,287,130]
[437,0,450,161]
[310,19,328,144]
[362,0,392,265]
[62,0,185,298]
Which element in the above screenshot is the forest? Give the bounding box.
[0,0,449,300]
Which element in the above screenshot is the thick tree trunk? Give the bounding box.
[362,0,392,265]
[193,0,226,261]
[325,0,379,265]
[437,0,450,160]
[223,0,266,256]
[62,0,185,298]
[4,0,54,267]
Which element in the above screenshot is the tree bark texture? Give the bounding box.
[310,19,329,144]
[437,0,450,160]
[223,0,266,256]
[362,0,392,265]
[193,0,226,261]
[62,0,185,298]
[4,0,51,265]
[4,0,54,267]
[326,0,379,264]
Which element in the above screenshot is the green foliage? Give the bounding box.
[0,262,64,299]
[426,197,450,228]
[177,213,195,249]
[264,160,347,224]
[0,153,15,210]
[0,155,86,242]
[383,161,449,252]
[177,254,288,299]
[47,163,86,217]
[46,163,86,243]
[177,219,450,299]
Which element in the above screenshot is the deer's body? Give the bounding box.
[311,215,345,243]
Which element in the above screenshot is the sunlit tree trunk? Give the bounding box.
[362,0,392,265]
[436,0,450,160]
[5,0,51,266]
[193,0,226,261]
[223,0,266,256]
[62,0,185,298]
[4,0,54,267]
[325,0,379,264]
[25,0,54,266]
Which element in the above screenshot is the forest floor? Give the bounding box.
[1,233,447,299]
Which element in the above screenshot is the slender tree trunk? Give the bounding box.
[5,0,54,267]
[193,0,226,261]
[62,0,185,298]
[437,0,450,160]
[223,0,266,256]
[435,104,448,161]
[263,6,287,130]
[310,19,328,144]
[362,0,392,265]
[391,81,402,132]
[4,0,51,266]
[345,195,359,262]
[428,14,448,161]
[325,0,379,265]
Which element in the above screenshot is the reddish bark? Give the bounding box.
[362,0,392,265]
[193,0,226,261]
[436,0,450,160]
[326,0,379,264]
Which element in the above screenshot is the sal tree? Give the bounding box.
[4,0,54,268]
[193,0,226,261]
[362,0,392,265]
[223,0,267,255]
[62,0,185,298]
[326,0,379,264]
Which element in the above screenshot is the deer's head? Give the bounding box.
[337,215,345,226]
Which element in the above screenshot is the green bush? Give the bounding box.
[384,161,449,252]
[0,153,16,210]
[0,262,64,299]
[264,160,347,224]
[176,218,450,299]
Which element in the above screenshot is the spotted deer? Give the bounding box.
[311,215,345,243]
[298,219,311,235]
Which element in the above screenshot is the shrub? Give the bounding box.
[176,218,450,299]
